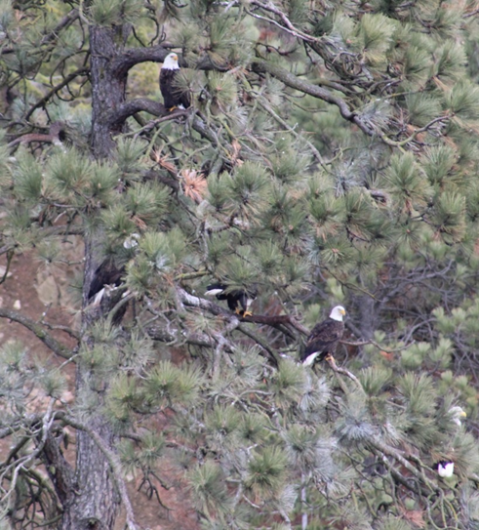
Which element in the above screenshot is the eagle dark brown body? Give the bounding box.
[160,53,190,111]
[301,306,346,366]
[205,283,257,317]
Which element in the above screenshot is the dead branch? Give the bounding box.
[0,307,73,359]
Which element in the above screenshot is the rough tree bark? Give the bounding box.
[59,24,131,530]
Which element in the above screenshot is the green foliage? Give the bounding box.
[144,361,202,408]
[189,460,231,515]
[245,446,287,497]
[357,14,396,67]
[45,148,94,204]
[89,0,143,25]
[386,152,430,211]
[115,137,148,176]
[124,181,170,222]
[359,366,393,396]
[12,149,43,201]
[4,0,479,528]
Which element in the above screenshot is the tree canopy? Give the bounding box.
[2,0,479,528]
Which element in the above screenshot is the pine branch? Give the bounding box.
[39,9,80,47]
[256,97,325,167]
[25,68,88,120]
[248,1,316,43]
[0,308,73,359]
[1,9,80,56]
[143,169,179,192]
[1,400,55,507]
[146,323,218,348]
[237,324,279,367]
[251,59,375,136]
[373,115,450,149]
[108,101,219,146]
[368,438,439,493]
[8,121,68,147]
[176,286,232,317]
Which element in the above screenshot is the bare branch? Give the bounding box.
[252,59,375,136]
[0,308,73,359]
[25,68,88,120]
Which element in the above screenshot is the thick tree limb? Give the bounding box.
[8,121,67,147]
[0,308,73,359]
[107,98,168,127]
[252,59,375,136]
[143,169,179,192]
[107,99,219,145]
[242,313,309,335]
[112,45,171,77]
[112,45,226,77]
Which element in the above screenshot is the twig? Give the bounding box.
[325,355,363,389]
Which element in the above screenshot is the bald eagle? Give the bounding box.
[437,460,454,478]
[160,53,190,111]
[88,258,124,303]
[301,305,346,366]
[206,283,257,317]
[449,406,467,426]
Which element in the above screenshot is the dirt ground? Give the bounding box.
[0,247,199,530]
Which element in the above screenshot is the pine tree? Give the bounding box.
[1,0,479,529]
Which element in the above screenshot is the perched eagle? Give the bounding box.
[206,283,257,317]
[437,460,454,478]
[160,53,190,111]
[301,305,346,366]
[449,406,467,426]
[87,258,127,325]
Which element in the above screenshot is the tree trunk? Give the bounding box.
[89,24,129,159]
[60,417,120,530]
[60,23,130,530]
[356,294,377,342]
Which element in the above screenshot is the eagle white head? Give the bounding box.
[437,461,454,478]
[162,53,180,70]
[330,305,346,321]
[449,406,467,426]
